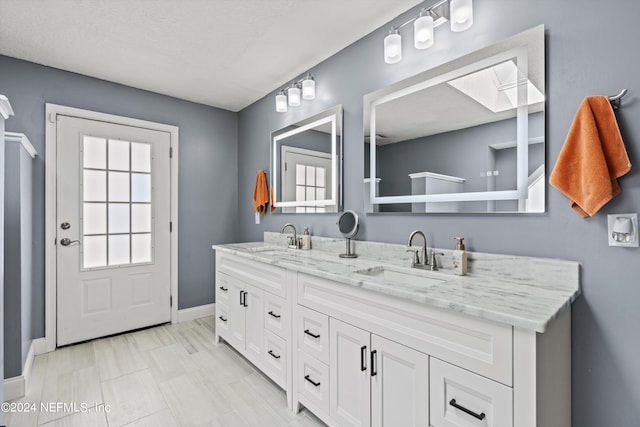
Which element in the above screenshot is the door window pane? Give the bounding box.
[83,136,106,169]
[108,172,130,202]
[131,142,151,173]
[132,174,151,202]
[83,170,107,202]
[84,236,107,268]
[108,204,130,234]
[132,234,152,263]
[108,235,130,265]
[83,203,106,235]
[108,139,130,171]
[81,135,155,268]
[131,204,151,233]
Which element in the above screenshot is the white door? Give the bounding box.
[243,283,264,366]
[226,276,246,351]
[371,335,429,427]
[330,318,371,427]
[56,115,171,346]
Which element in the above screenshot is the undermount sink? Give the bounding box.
[354,266,448,287]
[246,246,288,253]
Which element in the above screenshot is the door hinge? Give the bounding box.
[170,221,173,232]
[170,295,173,307]
[54,237,57,245]
[169,147,173,158]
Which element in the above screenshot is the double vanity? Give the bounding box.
[212,232,579,427]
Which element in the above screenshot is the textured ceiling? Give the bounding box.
[0,0,422,111]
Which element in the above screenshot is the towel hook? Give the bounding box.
[609,89,628,110]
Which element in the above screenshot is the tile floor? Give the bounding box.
[5,317,324,427]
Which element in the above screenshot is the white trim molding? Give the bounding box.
[44,104,180,353]
[178,303,216,323]
[3,338,43,401]
[0,94,14,119]
[5,132,38,158]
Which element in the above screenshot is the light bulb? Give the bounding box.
[414,14,434,49]
[288,85,301,107]
[384,28,402,64]
[302,75,315,100]
[275,91,287,112]
[450,0,473,32]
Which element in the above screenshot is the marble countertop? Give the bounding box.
[212,238,580,333]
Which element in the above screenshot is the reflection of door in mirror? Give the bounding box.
[281,146,335,213]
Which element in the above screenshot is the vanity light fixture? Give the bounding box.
[275,73,316,112]
[384,0,473,64]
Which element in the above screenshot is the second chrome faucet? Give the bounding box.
[407,230,443,271]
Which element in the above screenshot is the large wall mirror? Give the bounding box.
[272,105,343,213]
[364,25,545,214]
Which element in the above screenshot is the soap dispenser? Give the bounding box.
[301,227,312,250]
[452,237,467,276]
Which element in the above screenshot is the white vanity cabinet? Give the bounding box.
[215,253,291,392]
[213,248,573,427]
[294,272,571,427]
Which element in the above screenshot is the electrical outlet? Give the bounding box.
[608,213,638,247]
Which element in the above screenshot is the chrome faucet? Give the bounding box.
[407,230,429,269]
[281,223,298,249]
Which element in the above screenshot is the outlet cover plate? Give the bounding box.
[608,213,639,247]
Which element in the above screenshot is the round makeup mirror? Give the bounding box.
[337,210,359,258]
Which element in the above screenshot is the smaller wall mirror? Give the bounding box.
[271,105,343,213]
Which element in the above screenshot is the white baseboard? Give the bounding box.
[3,338,42,401]
[3,376,24,401]
[177,303,216,323]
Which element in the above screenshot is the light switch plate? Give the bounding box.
[608,213,639,247]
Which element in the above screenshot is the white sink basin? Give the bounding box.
[355,266,447,287]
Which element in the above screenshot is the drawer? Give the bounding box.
[216,273,232,306]
[298,350,330,416]
[216,303,231,339]
[262,330,287,389]
[297,306,329,364]
[430,358,513,427]
[264,293,290,339]
[298,273,513,386]
[217,253,287,298]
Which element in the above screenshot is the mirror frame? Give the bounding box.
[364,25,544,213]
[271,105,343,212]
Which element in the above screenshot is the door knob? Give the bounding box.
[60,238,80,246]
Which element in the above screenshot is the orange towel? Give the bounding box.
[550,96,631,217]
[253,170,269,214]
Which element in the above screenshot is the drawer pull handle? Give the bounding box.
[218,316,227,322]
[304,329,320,339]
[304,375,321,387]
[360,345,367,371]
[268,311,281,319]
[240,291,248,307]
[268,350,281,359]
[219,286,228,292]
[449,399,486,421]
[370,350,377,376]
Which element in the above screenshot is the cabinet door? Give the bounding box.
[243,283,264,366]
[371,335,429,427]
[330,318,371,427]
[227,278,246,351]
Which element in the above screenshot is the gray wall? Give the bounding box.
[237,1,640,425]
[0,54,239,338]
